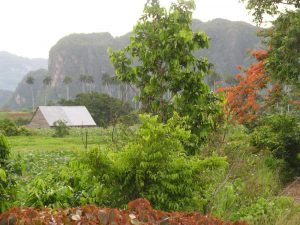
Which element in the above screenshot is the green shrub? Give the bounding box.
[0,134,20,212]
[250,114,300,180]
[18,126,32,136]
[84,114,228,212]
[0,133,10,162]
[52,120,70,138]
[21,158,102,208]
[0,119,32,136]
[0,119,19,136]
[204,125,283,219]
[230,197,298,225]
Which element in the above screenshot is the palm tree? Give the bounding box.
[26,76,35,111]
[43,75,52,105]
[63,75,72,100]
[79,74,88,93]
[102,73,113,95]
[86,75,95,93]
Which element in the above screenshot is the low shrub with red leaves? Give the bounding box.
[0,198,247,225]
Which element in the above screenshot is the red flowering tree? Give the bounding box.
[218,49,300,124]
[218,50,269,124]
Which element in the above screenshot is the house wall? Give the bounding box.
[27,109,50,128]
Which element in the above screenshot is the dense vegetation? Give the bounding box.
[0,0,299,224]
[58,92,134,127]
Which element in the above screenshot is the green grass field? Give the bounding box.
[0,111,9,119]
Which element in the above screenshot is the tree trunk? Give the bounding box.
[66,85,70,100]
[31,86,35,112]
[44,89,47,105]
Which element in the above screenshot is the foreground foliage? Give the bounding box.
[251,114,300,181]
[85,114,227,211]
[0,134,21,212]
[0,119,31,136]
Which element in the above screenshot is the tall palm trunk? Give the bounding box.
[30,86,35,112]
[66,85,70,100]
[44,88,48,105]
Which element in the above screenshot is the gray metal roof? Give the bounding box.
[39,106,96,126]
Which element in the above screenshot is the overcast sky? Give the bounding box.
[0,0,256,59]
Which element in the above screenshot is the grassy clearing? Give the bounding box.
[8,127,113,152]
[0,111,9,119]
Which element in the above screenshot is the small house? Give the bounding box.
[28,106,96,128]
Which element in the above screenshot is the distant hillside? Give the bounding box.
[192,18,262,74]
[6,69,49,109]
[0,89,13,108]
[0,52,47,91]
[7,19,262,109]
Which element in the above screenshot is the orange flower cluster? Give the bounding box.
[218,50,269,124]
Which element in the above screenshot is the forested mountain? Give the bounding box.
[0,52,47,91]
[6,19,262,109]
[193,18,262,74]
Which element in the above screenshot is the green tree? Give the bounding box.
[101,73,114,95]
[241,0,300,24]
[43,75,52,105]
[52,120,70,137]
[63,75,72,100]
[109,0,221,150]
[79,74,89,93]
[59,92,133,127]
[242,0,300,86]
[262,9,300,85]
[86,75,95,93]
[26,76,35,111]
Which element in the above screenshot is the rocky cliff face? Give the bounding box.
[49,33,115,87]
[7,19,261,109]
[46,32,131,101]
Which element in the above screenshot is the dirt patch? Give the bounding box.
[283,177,300,203]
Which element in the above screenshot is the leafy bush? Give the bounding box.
[84,114,228,212]
[0,133,10,162]
[250,114,300,180]
[0,119,32,136]
[23,161,101,208]
[17,126,32,136]
[52,120,70,138]
[202,125,284,220]
[0,134,20,212]
[230,197,298,225]
[0,119,19,136]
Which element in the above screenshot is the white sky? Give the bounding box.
[0,0,256,59]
